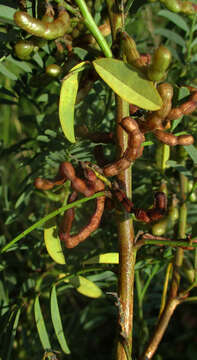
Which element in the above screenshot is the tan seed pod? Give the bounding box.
[154,130,178,146]
[177,134,194,145]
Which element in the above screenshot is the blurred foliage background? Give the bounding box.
[0,1,197,359]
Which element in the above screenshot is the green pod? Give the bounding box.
[45,64,62,77]
[151,216,168,236]
[182,259,195,283]
[14,10,70,40]
[14,40,36,60]
[121,32,141,66]
[161,0,181,13]
[147,45,171,81]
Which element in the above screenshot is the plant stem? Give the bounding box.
[139,297,180,360]
[141,172,188,359]
[0,191,105,254]
[74,0,112,57]
[106,1,136,359]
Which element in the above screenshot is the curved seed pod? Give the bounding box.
[166,107,182,121]
[60,195,105,248]
[139,83,173,133]
[34,176,65,190]
[147,45,171,82]
[59,174,105,248]
[14,40,36,60]
[34,177,55,190]
[179,100,197,115]
[155,130,194,146]
[14,9,70,40]
[156,83,173,118]
[177,134,194,145]
[59,161,76,181]
[103,158,131,177]
[154,130,178,146]
[60,191,78,241]
[46,64,62,77]
[134,191,167,223]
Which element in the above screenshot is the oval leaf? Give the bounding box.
[44,225,66,265]
[93,58,162,110]
[59,72,78,143]
[34,296,51,350]
[83,252,119,264]
[59,61,89,143]
[71,275,102,298]
[50,286,70,354]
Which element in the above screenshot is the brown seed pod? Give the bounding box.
[34,177,55,190]
[60,194,105,248]
[154,130,194,146]
[133,192,167,223]
[103,117,144,176]
[103,158,131,177]
[59,171,105,248]
[139,83,173,133]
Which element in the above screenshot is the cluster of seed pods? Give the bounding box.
[102,82,196,177]
[35,162,105,248]
[35,161,169,247]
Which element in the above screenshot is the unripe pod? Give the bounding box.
[161,0,181,13]
[147,45,171,81]
[182,259,195,283]
[14,10,70,40]
[14,40,36,60]
[46,64,62,77]
[151,216,168,236]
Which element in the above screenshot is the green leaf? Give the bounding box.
[6,308,21,360]
[154,28,186,48]
[34,296,51,350]
[0,63,17,81]
[50,286,70,354]
[158,10,189,32]
[7,55,32,73]
[93,58,162,110]
[0,5,16,23]
[44,225,66,265]
[83,252,119,264]
[59,73,78,143]
[70,275,102,298]
[184,145,197,164]
[59,61,90,143]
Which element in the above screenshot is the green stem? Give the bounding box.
[74,0,112,57]
[0,191,105,254]
[139,239,197,248]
